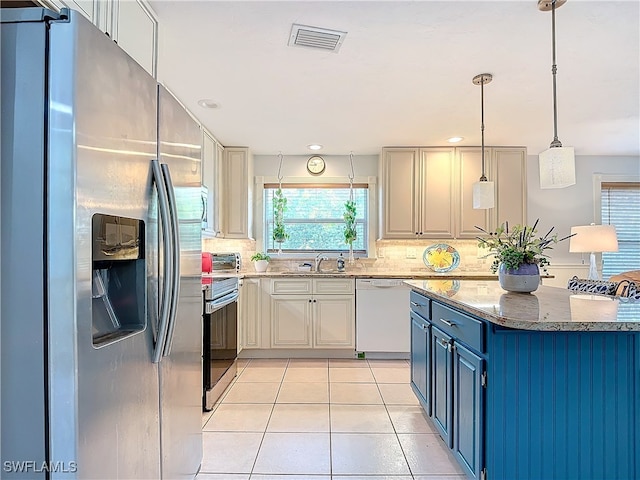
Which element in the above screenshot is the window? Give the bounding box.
[264,184,368,254]
[601,182,640,279]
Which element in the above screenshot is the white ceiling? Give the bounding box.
[150,0,639,157]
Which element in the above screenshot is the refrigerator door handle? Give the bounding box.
[161,163,181,357]
[151,159,174,364]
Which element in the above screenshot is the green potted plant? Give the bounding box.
[343,199,357,262]
[272,188,289,249]
[476,220,573,293]
[250,252,271,272]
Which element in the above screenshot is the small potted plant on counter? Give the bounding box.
[250,252,271,273]
[476,219,573,293]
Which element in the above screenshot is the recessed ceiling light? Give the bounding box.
[448,137,464,143]
[308,144,323,151]
[197,99,219,109]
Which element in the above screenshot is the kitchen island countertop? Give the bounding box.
[405,279,640,331]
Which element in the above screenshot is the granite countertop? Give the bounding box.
[405,279,640,332]
[241,271,501,280]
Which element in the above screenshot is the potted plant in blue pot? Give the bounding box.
[476,220,573,293]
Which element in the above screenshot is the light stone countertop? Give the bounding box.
[405,280,640,332]
[240,271,501,280]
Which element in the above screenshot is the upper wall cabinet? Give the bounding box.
[380,147,455,239]
[202,129,223,238]
[379,146,527,240]
[222,147,254,239]
[43,0,157,78]
[113,0,157,77]
[491,147,527,230]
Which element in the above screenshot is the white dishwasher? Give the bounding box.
[355,278,411,356]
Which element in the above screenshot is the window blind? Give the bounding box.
[601,182,640,279]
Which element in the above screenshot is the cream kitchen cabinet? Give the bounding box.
[380,146,526,240]
[491,147,527,230]
[239,277,267,350]
[269,278,355,349]
[455,147,491,238]
[113,0,157,78]
[380,147,455,239]
[201,129,223,237]
[222,147,253,239]
[43,0,157,77]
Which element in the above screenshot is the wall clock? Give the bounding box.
[306,155,326,175]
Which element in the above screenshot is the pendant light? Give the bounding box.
[472,73,495,209]
[538,0,576,189]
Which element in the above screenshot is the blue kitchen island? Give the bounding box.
[405,280,640,480]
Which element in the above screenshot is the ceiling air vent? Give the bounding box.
[288,24,347,53]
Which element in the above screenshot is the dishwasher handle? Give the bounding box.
[361,279,409,288]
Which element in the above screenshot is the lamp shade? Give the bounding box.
[569,224,618,253]
[472,180,495,209]
[539,146,576,189]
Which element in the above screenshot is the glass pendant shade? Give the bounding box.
[539,146,576,189]
[472,180,495,209]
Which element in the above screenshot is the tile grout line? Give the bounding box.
[374,366,417,480]
[248,357,288,478]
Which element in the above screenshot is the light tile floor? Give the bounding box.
[199,358,466,480]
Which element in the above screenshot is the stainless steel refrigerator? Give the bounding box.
[1,7,203,479]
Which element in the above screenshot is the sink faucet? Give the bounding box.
[314,252,330,272]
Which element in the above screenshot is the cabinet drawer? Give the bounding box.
[313,278,354,295]
[410,290,431,320]
[431,302,484,353]
[271,278,312,295]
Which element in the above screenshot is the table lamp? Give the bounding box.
[569,224,618,280]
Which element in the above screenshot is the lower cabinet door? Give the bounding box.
[271,295,312,348]
[410,311,430,413]
[431,326,453,447]
[313,295,355,348]
[453,342,484,479]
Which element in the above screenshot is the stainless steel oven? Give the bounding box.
[202,275,239,411]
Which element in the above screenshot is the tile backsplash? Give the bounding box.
[203,237,490,274]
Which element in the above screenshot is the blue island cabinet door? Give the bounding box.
[410,311,430,413]
[431,326,453,446]
[453,342,484,479]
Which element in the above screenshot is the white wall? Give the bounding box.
[527,154,640,264]
[253,154,378,178]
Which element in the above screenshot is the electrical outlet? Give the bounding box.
[406,247,417,259]
[377,247,385,258]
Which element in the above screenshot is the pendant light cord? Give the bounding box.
[550,0,562,148]
[480,79,487,181]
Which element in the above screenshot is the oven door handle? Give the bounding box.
[209,290,239,312]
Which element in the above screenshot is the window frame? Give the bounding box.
[254,175,378,259]
[593,174,640,277]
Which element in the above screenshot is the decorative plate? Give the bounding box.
[423,244,460,273]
